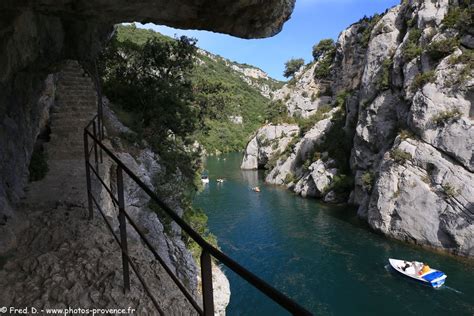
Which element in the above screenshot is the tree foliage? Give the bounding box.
[312,39,335,60]
[283,58,305,78]
[99,31,200,182]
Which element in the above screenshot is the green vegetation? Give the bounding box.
[390,148,412,164]
[298,95,354,195]
[312,95,353,175]
[29,147,48,182]
[284,173,296,185]
[265,100,288,124]
[193,54,276,153]
[402,29,422,62]
[265,151,281,172]
[313,39,336,80]
[357,14,382,48]
[398,129,414,140]
[111,24,278,155]
[377,59,393,90]
[182,205,218,260]
[431,108,462,126]
[99,27,199,184]
[442,4,473,34]
[296,105,332,136]
[334,90,350,108]
[328,174,354,194]
[411,71,436,90]
[312,39,335,60]
[102,24,292,255]
[448,49,474,85]
[361,171,375,192]
[442,183,459,198]
[426,38,459,61]
[283,58,305,78]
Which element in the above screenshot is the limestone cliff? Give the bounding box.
[242,0,473,256]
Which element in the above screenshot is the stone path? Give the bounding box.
[0,61,196,315]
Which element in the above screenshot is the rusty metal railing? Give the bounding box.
[83,115,312,315]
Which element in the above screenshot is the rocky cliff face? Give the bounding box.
[242,0,473,256]
[241,124,299,169]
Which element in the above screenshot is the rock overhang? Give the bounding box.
[7,0,296,39]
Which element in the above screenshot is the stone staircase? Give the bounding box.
[0,61,196,315]
[25,61,97,208]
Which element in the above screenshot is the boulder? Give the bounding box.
[368,138,474,256]
[241,124,299,170]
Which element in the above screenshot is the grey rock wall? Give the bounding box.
[244,0,474,256]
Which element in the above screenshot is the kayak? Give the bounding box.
[388,258,447,288]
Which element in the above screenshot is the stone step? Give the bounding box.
[46,148,85,160]
[51,105,97,113]
[46,133,84,143]
[49,131,84,139]
[50,123,85,132]
[59,76,91,83]
[50,117,91,127]
[60,69,90,77]
[58,84,96,94]
[56,93,97,100]
[53,100,96,107]
[48,139,83,149]
[50,114,96,122]
[58,79,92,86]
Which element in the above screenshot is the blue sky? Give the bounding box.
[138,0,400,81]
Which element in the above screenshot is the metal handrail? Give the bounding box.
[83,115,312,315]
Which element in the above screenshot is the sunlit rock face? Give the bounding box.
[245,0,474,256]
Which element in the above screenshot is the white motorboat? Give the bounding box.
[201,175,209,184]
[388,258,447,288]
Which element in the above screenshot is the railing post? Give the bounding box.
[92,120,99,171]
[83,131,93,220]
[200,250,214,316]
[117,166,131,292]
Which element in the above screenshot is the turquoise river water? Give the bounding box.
[193,153,474,316]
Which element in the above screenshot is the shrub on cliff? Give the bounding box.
[357,13,382,48]
[283,58,305,78]
[313,41,336,80]
[411,70,436,90]
[442,4,473,34]
[431,108,462,126]
[312,39,335,60]
[402,29,422,62]
[390,148,412,164]
[426,38,459,61]
[376,59,393,90]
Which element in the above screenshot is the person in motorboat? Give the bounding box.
[419,263,430,275]
[401,261,411,272]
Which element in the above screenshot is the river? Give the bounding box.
[193,153,474,315]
